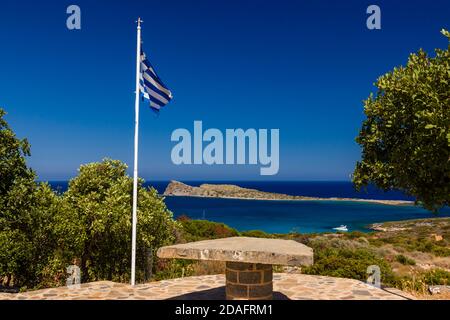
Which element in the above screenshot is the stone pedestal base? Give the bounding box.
[225,262,273,300]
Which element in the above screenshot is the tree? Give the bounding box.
[353,30,450,212]
[1,108,177,288]
[0,109,34,196]
[0,108,34,287]
[64,159,177,283]
[0,108,62,289]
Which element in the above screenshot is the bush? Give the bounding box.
[407,239,450,257]
[63,159,177,283]
[395,254,416,266]
[153,259,195,281]
[344,231,371,240]
[0,106,187,289]
[0,109,65,289]
[308,236,369,251]
[240,230,273,238]
[178,219,239,242]
[1,154,178,288]
[399,269,450,293]
[422,268,450,286]
[369,234,450,257]
[302,247,399,286]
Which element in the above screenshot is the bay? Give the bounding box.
[47,180,449,233]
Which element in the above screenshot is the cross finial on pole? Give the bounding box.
[136,17,143,29]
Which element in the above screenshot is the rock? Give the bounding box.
[164,181,412,205]
[163,180,305,200]
[163,180,209,197]
[428,285,450,295]
[282,266,302,274]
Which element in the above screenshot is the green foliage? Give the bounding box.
[399,268,450,293]
[422,268,450,285]
[63,159,177,283]
[0,110,177,288]
[0,109,34,197]
[240,230,274,238]
[0,157,178,288]
[0,108,73,288]
[411,238,450,257]
[395,254,416,266]
[2,103,448,294]
[302,247,398,286]
[344,231,372,240]
[353,30,450,212]
[178,218,239,242]
[153,259,195,281]
[0,108,43,288]
[368,234,450,257]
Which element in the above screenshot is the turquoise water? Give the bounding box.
[164,196,450,234]
[48,181,449,234]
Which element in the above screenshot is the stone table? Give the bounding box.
[157,237,313,300]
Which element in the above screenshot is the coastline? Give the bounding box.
[49,180,414,206]
[164,194,413,206]
[162,181,414,207]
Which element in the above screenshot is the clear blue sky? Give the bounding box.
[1,0,449,181]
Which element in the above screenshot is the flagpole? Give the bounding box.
[131,17,142,286]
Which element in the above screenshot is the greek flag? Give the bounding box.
[139,48,173,112]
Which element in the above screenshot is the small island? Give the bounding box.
[163,180,413,206]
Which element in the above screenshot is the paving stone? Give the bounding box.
[0,273,413,300]
[196,285,210,290]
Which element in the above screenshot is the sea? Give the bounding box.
[47,181,450,234]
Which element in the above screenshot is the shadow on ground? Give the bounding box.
[167,286,290,300]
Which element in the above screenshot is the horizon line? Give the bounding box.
[39,179,355,183]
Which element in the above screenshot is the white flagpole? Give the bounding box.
[131,17,142,286]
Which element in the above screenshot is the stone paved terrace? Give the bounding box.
[0,274,415,300]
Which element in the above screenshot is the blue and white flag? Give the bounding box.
[139,48,173,112]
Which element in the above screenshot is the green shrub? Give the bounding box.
[395,254,416,266]
[399,269,450,293]
[64,159,177,283]
[344,231,370,240]
[179,219,239,242]
[407,239,450,257]
[430,245,450,257]
[422,268,450,286]
[302,247,399,286]
[240,230,273,238]
[369,234,450,257]
[153,259,195,281]
[0,109,68,289]
[308,236,369,251]
[1,151,178,288]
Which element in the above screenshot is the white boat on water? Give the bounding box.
[333,225,348,232]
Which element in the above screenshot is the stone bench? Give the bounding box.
[157,237,313,300]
